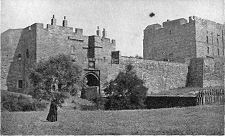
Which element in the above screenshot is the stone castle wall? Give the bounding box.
[1,21,116,93]
[187,57,224,88]
[194,16,225,58]
[202,57,224,87]
[143,16,225,63]
[1,16,224,95]
[143,17,196,63]
[107,57,188,95]
[1,26,37,93]
[1,29,23,91]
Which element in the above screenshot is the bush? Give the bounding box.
[1,93,48,112]
[33,100,49,111]
[104,64,148,110]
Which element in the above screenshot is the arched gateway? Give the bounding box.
[84,72,99,86]
[81,71,100,100]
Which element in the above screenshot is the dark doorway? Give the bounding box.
[85,73,99,86]
[81,73,100,100]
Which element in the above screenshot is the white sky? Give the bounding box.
[1,0,224,56]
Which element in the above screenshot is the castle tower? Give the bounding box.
[102,28,106,38]
[62,16,68,27]
[51,15,56,25]
[96,26,100,36]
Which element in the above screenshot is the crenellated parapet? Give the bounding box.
[144,16,196,33]
[28,15,84,36]
[143,15,224,34]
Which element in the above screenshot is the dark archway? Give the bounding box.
[81,72,100,100]
[84,72,99,86]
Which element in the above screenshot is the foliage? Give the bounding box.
[104,64,148,110]
[29,54,82,106]
[1,93,48,112]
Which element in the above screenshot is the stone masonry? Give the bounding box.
[144,16,225,88]
[1,15,116,93]
[1,15,224,95]
[143,16,225,63]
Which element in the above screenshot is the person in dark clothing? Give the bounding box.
[46,98,58,122]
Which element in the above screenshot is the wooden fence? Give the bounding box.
[196,87,224,105]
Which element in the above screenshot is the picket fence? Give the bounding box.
[196,87,224,105]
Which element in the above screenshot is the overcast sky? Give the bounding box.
[1,0,224,56]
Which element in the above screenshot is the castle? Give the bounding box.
[143,16,225,88]
[144,16,225,63]
[1,15,224,96]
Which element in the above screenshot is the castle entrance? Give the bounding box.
[84,72,99,86]
[81,71,100,101]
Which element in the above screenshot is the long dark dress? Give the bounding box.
[46,99,58,122]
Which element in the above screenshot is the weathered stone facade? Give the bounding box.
[143,16,225,63]
[1,16,116,93]
[107,57,188,95]
[1,15,224,96]
[187,57,225,88]
[143,16,225,88]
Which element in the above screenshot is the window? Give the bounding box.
[211,32,213,44]
[218,49,220,55]
[26,49,29,58]
[169,30,172,35]
[207,47,210,54]
[18,80,23,88]
[206,36,208,43]
[18,54,22,60]
[217,38,219,45]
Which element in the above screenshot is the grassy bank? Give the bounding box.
[1,105,224,135]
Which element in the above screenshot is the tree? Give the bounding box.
[104,64,148,110]
[29,54,82,121]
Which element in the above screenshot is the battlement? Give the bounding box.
[145,16,224,32]
[162,18,188,28]
[144,24,162,32]
[145,18,192,32]
[189,16,224,29]
[75,28,83,35]
[89,35,116,45]
[27,15,84,36]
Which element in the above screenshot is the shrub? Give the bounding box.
[1,93,48,112]
[104,64,148,110]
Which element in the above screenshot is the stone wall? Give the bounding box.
[1,21,116,93]
[143,17,196,63]
[107,57,188,95]
[187,58,204,87]
[2,16,224,96]
[143,16,225,63]
[187,57,224,88]
[35,23,87,65]
[1,29,23,91]
[203,57,224,87]
[1,27,37,93]
[195,16,225,58]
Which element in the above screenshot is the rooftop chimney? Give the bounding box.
[102,28,106,38]
[51,15,56,25]
[62,16,68,27]
[96,26,100,36]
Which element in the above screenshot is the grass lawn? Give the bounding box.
[1,105,224,135]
